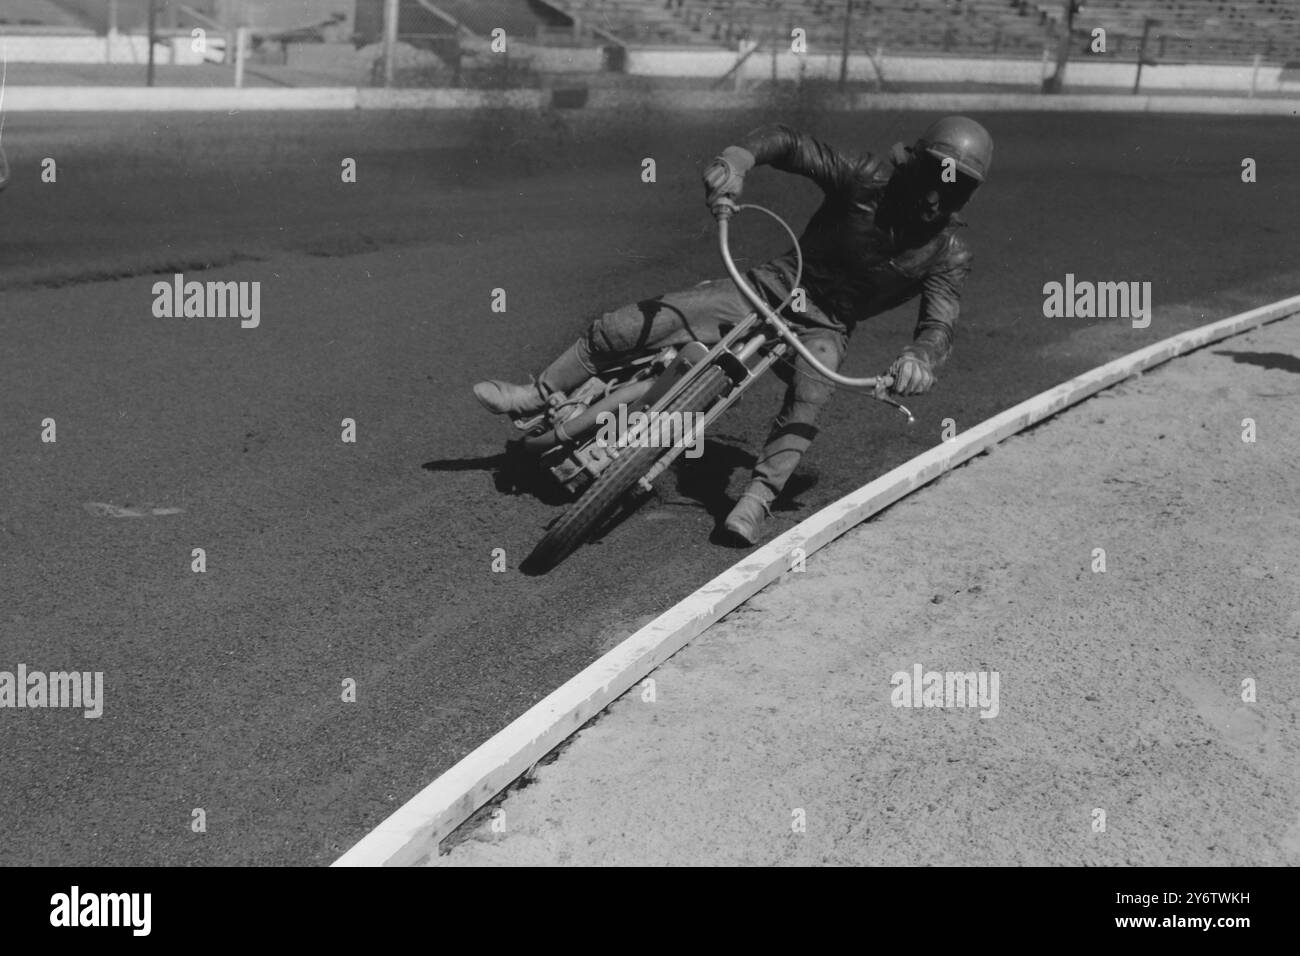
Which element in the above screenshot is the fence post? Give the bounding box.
[383,0,400,88]
[1043,0,1078,93]
[838,0,853,91]
[1249,52,1262,98]
[770,21,777,83]
[146,0,157,86]
[106,0,118,63]
[234,26,248,87]
[1133,17,1156,95]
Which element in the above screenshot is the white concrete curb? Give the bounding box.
[333,293,1300,866]
[4,86,361,111]
[1,87,551,111]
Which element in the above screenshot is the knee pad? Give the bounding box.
[587,310,625,357]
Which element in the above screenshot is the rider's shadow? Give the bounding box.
[421,441,574,507]
[665,435,752,519]
[669,435,821,521]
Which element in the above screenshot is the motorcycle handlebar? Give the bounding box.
[713,200,914,422]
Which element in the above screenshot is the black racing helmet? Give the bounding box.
[914,116,994,183]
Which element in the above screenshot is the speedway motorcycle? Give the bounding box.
[511,199,914,572]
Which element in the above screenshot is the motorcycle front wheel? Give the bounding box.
[525,364,731,572]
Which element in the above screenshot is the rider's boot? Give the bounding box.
[723,482,775,545]
[473,338,597,416]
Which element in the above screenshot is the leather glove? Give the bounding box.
[889,350,936,396]
[702,145,755,207]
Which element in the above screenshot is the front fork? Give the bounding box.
[635,332,785,492]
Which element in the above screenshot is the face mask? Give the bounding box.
[908,155,979,220]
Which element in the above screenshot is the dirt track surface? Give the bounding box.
[439,314,1300,866]
[1,108,1297,865]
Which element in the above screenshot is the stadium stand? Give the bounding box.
[1033,1,1300,62]
[1,0,93,31]
[429,0,568,36]
[537,0,1300,62]
[20,0,1299,68]
[42,1,354,34]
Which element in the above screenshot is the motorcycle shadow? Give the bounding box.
[423,435,823,560]
[420,440,573,507]
[513,436,769,575]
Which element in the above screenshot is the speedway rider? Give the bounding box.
[473,116,993,545]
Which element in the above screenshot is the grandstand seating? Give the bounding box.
[0,0,88,31]
[542,0,1300,62]
[30,0,1296,65]
[1033,1,1300,62]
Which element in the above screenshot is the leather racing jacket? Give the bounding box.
[738,124,974,369]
